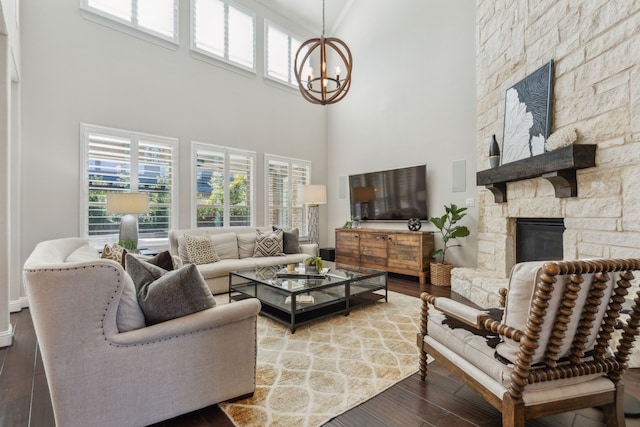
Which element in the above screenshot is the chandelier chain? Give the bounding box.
[322,0,325,37]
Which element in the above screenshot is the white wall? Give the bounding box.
[16,0,479,322]
[0,0,21,346]
[20,1,328,270]
[326,0,478,267]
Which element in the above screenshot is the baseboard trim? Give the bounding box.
[0,324,14,348]
[9,296,28,313]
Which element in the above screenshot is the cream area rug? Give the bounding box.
[218,291,422,427]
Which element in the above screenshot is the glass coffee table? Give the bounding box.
[229,261,387,333]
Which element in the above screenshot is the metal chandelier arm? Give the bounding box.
[294,37,353,105]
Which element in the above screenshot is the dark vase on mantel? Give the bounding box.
[489,135,500,168]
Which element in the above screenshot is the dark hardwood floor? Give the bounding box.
[2,275,639,426]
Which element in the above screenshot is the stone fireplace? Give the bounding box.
[453,3,640,309]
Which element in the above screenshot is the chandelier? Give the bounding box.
[294,0,353,105]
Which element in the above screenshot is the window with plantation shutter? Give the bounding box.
[192,0,255,71]
[193,143,255,227]
[81,124,177,246]
[266,22,305,86]
[81,0,178,43]
[265,154,311,234]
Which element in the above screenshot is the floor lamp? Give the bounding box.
[106,192,150,250]
[301,185,326,248]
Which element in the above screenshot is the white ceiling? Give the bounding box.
[256,0,351,34]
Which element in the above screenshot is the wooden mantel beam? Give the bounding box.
[476,144,596,203]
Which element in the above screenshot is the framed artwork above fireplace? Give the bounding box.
[501,59,554,165]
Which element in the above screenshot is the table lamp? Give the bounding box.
[106,192,150,250]
[301,184,326,247]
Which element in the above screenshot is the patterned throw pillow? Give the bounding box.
[184,233,220,265]
[253,229,284,257]
[101,243,127,267]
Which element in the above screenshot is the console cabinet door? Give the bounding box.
[335,230,360,265]
[359,231,388,269]
[387,233,421,270]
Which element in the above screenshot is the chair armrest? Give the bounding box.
[431,297,490,329]
[420,293,524,342]
[108,298,261,346]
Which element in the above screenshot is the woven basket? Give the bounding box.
[430,263,453,287]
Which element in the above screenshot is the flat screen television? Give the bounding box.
[349,164,428,221]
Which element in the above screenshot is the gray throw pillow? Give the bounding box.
[273,226,301,254]
[125,254,216,325]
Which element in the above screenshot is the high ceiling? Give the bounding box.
[257,0,351,34]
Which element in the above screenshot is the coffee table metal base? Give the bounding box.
[229,264,387,333]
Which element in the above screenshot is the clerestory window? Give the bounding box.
[265,22,305,86]
[192,0,256,72]
[81,0,178,44]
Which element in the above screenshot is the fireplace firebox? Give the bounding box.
[515,218,565,263]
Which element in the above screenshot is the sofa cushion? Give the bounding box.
[496,261,611,365]
[254,253,308,267]
[237,232,257,258]
[177,235,190,264]
[211,232,239,260]
[125,254,216,325]
[101,243,128,267]
[273,226,301,254]
[197,258,258,279]
[184,233,220,265]
[254,229,284,257]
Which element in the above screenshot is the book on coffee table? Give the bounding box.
[285,294,315,304]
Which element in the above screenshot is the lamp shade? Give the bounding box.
[106,193,150,214]
[301,185,327,205]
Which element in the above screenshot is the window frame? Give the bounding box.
[80,0,179,46]
[264,20,306,88]
[191,142,257,228]
[264,154,311,236]
[190,0,257,74]
[80,123,179,248]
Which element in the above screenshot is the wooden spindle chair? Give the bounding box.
[417,259,640,427]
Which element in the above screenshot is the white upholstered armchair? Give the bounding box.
[23,238,261,427]
[418,259,640,427]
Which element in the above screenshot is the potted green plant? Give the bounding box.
[429,203,470,286]
[304,256,324,272]
[352,216,361,228]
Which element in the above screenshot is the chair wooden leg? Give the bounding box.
[419,346,427,381]
[602,383,625,427]
[502,394,525,427]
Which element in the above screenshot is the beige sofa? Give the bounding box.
[23,237,261,427]
[169,226,318,295]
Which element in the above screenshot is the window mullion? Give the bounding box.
[131,0,138,27]
[130,136,140,192]
[287,35,292,84]
[224,3,230,61]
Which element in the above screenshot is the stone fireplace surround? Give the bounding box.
[462,2,640,310]
[452,146,596,308]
